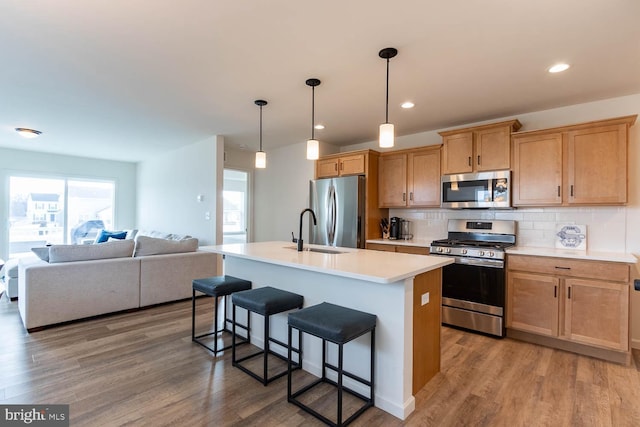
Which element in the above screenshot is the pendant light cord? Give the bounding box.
[385,57,390,124]
[259,104,263,151]
[311,86,315,140]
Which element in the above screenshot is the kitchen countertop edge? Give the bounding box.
[506,246,637,264]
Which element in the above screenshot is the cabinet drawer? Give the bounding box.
[366,243,396,252]
[508,255,629,282]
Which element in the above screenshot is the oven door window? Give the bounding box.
[442,179,491,203]
[442,262,504,307]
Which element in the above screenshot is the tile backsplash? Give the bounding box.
[389,206,627,252]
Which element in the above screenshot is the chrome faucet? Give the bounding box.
[292,208,317,251]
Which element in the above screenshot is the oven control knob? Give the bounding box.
[445,248,451,254]
[488,251,495,257]
[461,249,467,255]
[436,247,443,253]
[478,250,485,256]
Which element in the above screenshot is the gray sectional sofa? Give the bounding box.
[18,235,218,331]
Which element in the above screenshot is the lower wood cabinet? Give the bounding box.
[366,242,430,255]
[507,254,630,361]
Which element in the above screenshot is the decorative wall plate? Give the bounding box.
[555,224,587,250]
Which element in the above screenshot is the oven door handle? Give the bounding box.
[454,256,504,268]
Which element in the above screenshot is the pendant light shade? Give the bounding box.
[305,78,321,160]
[255,99,267,169]
[379,47,398,148]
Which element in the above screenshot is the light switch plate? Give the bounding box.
[421,292,430,306]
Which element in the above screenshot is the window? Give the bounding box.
[8,176,115,258]
[223,169,249,244]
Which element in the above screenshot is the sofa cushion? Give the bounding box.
[2,258,20,279]
[134,235,198,257]
[31,247,50,262]
[48,239,135,263]
[95,229,127,243]
[136,230,192,241]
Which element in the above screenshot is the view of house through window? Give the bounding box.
[8,176,115,258]
[223,169,248,244]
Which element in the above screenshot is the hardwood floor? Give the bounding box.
[1,293,639,426]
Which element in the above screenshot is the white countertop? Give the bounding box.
[366,238,433,248]
[506,246,638,264]
[200,241,453,284]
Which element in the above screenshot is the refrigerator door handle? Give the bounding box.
[327,184,337,245]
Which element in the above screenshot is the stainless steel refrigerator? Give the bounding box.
[309,175,365,248]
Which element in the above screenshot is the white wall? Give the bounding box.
[253,141,317,243]
[0,147,137,260]
[254,93,640,347]
[136,136,223,245]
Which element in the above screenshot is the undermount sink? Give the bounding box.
[285,246,346,254]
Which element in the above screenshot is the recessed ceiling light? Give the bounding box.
[314,124,325,130]
[401,101,415,109]
[15,128,42,138]
[548,63,570,73]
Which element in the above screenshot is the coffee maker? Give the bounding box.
[389,217,402,240]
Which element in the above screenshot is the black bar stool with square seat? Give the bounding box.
[232,286,304,385]
[287,302,376,427]
[192,275,252,355]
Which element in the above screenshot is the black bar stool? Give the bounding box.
[192,275,252,355]
[232,286,303,385]
[287,302,376,427]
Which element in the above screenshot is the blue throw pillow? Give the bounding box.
[95,230,127,244]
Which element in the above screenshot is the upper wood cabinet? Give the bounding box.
[378,146,441,208]
[316,153,366,178]
[439,120,522,174]
[512,115,637,206]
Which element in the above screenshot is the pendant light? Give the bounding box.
[255,99,267,169]
[305,78,321,160]
[379,47,398,148]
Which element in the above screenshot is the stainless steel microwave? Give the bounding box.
[441,170,511,209]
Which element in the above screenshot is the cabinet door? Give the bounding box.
[563,278,629,351]
[339,154,366,176]
[566,124,627,204]
[475,125,511,171]
[316,158,339,178]
[441,132,473,174]
[378,153,407,207]
[512,133,563,206]
[407,149,440,207]
[507,271,559,337]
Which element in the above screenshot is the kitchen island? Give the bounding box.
[201,241,453,420]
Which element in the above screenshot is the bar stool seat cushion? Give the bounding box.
[288,302,377,343]
[193,275,251,296]
[232,286,303,315]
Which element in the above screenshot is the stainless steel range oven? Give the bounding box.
[430,219,516,337]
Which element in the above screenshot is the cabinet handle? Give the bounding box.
[557,186,561,197]
[568,286,572,299]
[570,185,574,197]
[554,285,557,298]
[334,163,338,171]
[468,156,471,166]
[409,192,413,201]
[402,193,406,202]
[477,155,481,165]
[340,162,344,171]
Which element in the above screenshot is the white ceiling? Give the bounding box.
[1,0,639,163]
